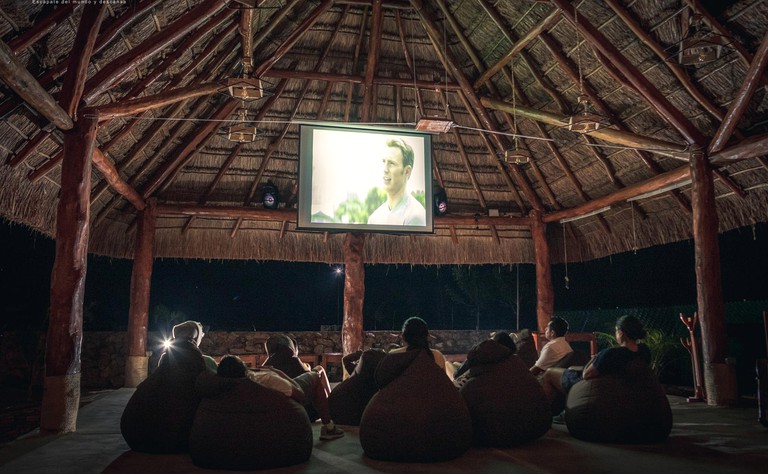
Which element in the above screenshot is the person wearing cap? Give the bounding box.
[163,320,218,373]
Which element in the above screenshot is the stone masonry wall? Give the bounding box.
[2,330,497,389]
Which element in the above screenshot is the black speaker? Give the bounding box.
[262,181,279,209]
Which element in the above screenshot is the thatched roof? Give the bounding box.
[1,0,767,264]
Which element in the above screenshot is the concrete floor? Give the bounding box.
[0,388,766,473]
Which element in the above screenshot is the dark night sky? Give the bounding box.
[1,220,767,332]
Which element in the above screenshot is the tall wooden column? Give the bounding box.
[342,233,366,355]
[125,198,157,387]
[690,149,737,405]
[530,210,554,335]
[40,114,97,433]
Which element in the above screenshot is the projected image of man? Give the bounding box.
[367,139,426,226]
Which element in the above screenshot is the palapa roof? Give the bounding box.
[1,0,767,265]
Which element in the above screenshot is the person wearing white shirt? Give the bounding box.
[530,317,573,376]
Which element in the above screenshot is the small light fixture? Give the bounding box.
[227,77,263,100]
[433,186,448,216]
[678,14,725,66]
[227,107,257,143]
[416,117,455,133]
[504,137,531,165]
[262,181,280,209]
[565,94,606,133]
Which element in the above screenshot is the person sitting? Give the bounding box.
[388,317,449,377]
[263,334,310,378]
[541,315,651,418]
[453,331,516,389]
[162,320,218,373]
[120,328,207,453]
[250,355,343,440]
[512,328,538,369]
[530,317,573,377]
[189,356,313,469]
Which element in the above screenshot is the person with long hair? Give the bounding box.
[389,317,449,377]
[542,315,651,419]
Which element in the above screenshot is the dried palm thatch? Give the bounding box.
[1,0,767,265]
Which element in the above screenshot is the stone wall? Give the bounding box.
[2,330,497,390]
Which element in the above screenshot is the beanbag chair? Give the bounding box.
[120,340,206,453]
[329,349,386,425]
[512,330,538,369]
[565,359,672,443]
[189,371,313,470]
[550,349,591,415]
[460,340,551,447]
[359,349,472,462]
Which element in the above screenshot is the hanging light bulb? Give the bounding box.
[504,60,530,164]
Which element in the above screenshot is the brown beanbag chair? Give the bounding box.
[329,349,386,426]
[550,349,591,415]
[359,349,472,462]
[120,340,206,453]
[565,360,672,443]
[460,340,551,447]
[189,371,313,470]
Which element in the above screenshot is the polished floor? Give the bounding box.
[0,388,766,473]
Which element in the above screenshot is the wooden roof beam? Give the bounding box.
[360,0,383,122]
[550,0,707,147]
[125,9,233,100]
[709,30,768,154]
[140,99,239,199]
[159,203,531,227]
[0,40,73,130]
[7,3,76,52]
[91,82,226,121]
[544,166,691,224]
[411,0,544,212]
[93,0,163,57]
[479,96,689,158]
[473,7,560,90]
[264,68,461,90]
[395,10,425,116]
[252,0,334,78]
[92,149,145,211]
[711,132,768,164]
[239,3,254,74]
[604,0,725,123]
[456,91,526,211]
[83,0,228,103]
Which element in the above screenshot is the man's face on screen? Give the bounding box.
[381,146,411,196]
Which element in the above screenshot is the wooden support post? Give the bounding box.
[40,114,98,433]
[690,149,736,406]
[342,233,366,356]
[530,210,553,335]
[125,198,157,388]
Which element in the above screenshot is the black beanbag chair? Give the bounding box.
[550,349,591,415]
[565,360,673,443]
[189,371,313,470]
[329,349,386,425]
[359,349,472,462]
[460,340,551,447]
[120,340,206,453]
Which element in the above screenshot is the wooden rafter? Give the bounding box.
[252,0,335,78]
[83,0,228,103]
[550,0,707,147]
[360,0,384,122]
[604,0,725,123]
[7,3,76,52]
[411,0,544,211]
[0,40,73,130]
[472,7,560,90]
[92,82,226,121]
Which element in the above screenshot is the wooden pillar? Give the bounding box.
[690,149,737,405]
[40,114,98,433]
[125,198,157,387]
[342,233,366,356]
[530,210,554,335]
